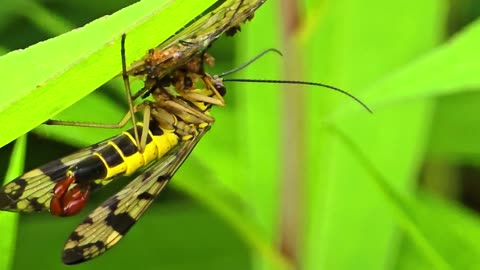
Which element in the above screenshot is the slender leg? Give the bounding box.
[45,110,132,129]
[121,34,141,149]
[139,104,151,151]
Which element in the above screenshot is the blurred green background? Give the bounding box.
[2,0,480,269]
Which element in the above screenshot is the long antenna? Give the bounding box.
[216,48,283,78]
[222,78,373,113]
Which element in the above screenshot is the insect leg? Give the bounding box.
[45,110,133,129]
[139,103,151,151]
[121,34,141,151]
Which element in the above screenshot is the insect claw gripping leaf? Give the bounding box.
[0,0,266,264]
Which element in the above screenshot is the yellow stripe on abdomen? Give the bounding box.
[101,129,179,178]
[70,124,181,188]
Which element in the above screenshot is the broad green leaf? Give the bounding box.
[303,1,447,270]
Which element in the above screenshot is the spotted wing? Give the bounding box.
[127,0,266,77]
[0,134,124,213]
[61,127,209,265]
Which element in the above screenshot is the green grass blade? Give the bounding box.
[0,136,26,270]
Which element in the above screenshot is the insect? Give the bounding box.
[0,0,267,264]
[0,46,226,264]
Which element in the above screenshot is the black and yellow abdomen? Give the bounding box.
[72,123,179,186]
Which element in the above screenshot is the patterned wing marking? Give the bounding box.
[62,127,210,264]
[0,135,123,213]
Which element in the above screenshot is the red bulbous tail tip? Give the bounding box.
[50,174,90,217]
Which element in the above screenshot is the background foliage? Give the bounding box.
[1,0,480,270]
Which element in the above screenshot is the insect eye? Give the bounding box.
[214,82,226,96]
[184,76,193,89]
